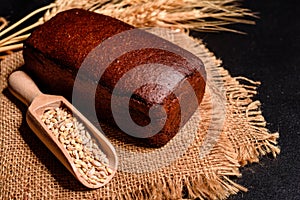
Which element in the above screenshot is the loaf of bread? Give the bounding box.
[23,9,206,147]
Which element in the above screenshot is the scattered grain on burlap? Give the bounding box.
[0,28,279,200]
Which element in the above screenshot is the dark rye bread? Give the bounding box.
[23,9,206,147]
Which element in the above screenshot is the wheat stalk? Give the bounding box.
[94,0,255,31]
[0,17,8,31]
[0,0,255,58]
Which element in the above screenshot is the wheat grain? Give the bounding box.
[42,106,111,185]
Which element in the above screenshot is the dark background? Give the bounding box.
[1,0,299,199]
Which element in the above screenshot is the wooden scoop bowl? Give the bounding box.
[8,70,118,189]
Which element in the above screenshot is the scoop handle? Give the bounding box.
[8,71,42,107]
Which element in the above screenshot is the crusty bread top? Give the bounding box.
[24,9,134,69]
[24,9,206,106]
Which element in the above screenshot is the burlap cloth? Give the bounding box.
[0,28,279,199]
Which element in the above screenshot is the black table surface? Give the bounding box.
[1,0,299,199]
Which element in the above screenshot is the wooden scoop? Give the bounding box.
[8,70,118,189]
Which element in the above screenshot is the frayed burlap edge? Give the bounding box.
[225,75,280,166]
[0,30,280,200]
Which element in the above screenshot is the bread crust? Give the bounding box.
[23,9,206,147]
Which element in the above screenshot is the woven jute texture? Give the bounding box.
[0,28,279,200]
